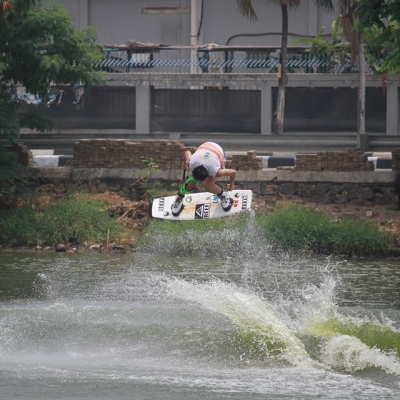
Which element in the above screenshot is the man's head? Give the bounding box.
[192,165,208,182]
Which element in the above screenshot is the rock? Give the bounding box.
[55,243,66,252]
[358,187,374,201]
[110,245,126,253]
[327,184,344,196]
[343,212,356,219]
[109,183,121,192]
[97,183,108,193]
[88,244,103,252]
[366,210,373,217]
[337,194,349,204]
[280,182,297,196]
[265,185,278,196]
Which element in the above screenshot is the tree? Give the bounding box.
[339,0,384,143]
[292,1,390,140]
[335,1,365,137]
[237,0,334,135]
[0,0,103,191]
[0,0,103,142]
[292,16,352,73]
[357,0,400,74]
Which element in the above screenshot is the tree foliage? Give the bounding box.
[236,0,334,135]
[0,0,103,141]
[357,0,400,73]
[0,0,103,191]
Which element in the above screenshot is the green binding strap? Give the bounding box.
[179,177,199,195]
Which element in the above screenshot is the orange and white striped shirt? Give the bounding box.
[189,142,226,177]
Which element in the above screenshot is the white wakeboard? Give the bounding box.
[152,190,253,220]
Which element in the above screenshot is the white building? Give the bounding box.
[62,0,337,47]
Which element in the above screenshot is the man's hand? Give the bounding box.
[216,168,236,192]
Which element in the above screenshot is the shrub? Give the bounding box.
[331,218,393,256]
[37,196,122,245]
[0,205,38,246]
[262,204,333,253]
[262,204,394,257]
[0,196,123,247]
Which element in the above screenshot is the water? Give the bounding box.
[0,228,400,399]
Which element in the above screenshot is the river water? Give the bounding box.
[0,226,400,399]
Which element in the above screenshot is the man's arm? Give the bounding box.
[180,150,192,169]
[216,168,236,190]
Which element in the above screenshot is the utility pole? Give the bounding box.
[190,0,198,74]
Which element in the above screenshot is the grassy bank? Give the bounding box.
[0,195,123,248]
[138,204,396,258]
[0,193,397,258]
[261,204,394,257]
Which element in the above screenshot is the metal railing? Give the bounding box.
[97,46,379,75]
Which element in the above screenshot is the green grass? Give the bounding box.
[0,196,123,247]
[138,212,249,243]
[261,204,333,253]
[1,195,395,257]
[139,204,395,258]
[37,196,122,245]
[0,205,38,246]
[262,204,394,256]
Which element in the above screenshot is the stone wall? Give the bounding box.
[27,167,398,208]
[73,139,264,170]
[392,149,400,171]
[227,151,263,170]
[72,139,394,172]
[34,139,398,208]
[73,139,194,169]
[6,143,33,166]
[295,149,374,172]
[258,181,393,208]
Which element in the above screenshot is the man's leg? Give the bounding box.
[204,177,233,212]
[171,177,198,216]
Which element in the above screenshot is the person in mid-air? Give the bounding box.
[172,142,236,216]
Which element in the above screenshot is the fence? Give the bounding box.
[98,45,379,75]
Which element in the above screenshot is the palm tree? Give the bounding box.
[293,1,369,139]
[237,0,334,135]
[339,0,367,146]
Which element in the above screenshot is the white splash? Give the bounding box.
[321,335,400,375]
[166,277,312,366]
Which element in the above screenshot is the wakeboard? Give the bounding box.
[151,190,253,220]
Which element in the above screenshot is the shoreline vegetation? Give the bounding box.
[0,189,399,259]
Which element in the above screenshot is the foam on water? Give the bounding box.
[1,246,400,399]
[166,277,313,366]
[321,335,400,374]
[290,274,400,375]
[165,272,400,375]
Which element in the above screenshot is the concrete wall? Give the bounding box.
[38,75,388,134]
[27,167,398,207]
[21,86,136,130]
[61,0,337,46]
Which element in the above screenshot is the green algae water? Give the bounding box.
[0,230,399,399]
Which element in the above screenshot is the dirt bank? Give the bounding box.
[2,191,399,253]
[93,191,400,247]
